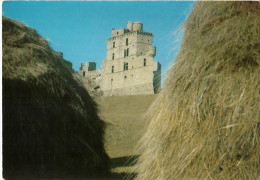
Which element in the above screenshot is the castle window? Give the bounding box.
[111,66,114,73]
[144,58,146,66]
[113,42,115,48]
[126,38,128,46]
[112,53,114,60]
[124,62,128,71]
[117,32,119,35]
[124,49,129,57]
[83,71,85,77]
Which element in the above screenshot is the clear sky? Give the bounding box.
[2,1,195,81]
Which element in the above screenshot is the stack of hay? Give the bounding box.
[2,16,109,179]
[136,2,260,179]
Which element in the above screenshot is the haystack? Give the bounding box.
[2,16,109,178]
[136,2,260,179]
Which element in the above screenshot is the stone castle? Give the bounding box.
[79,21,161,96]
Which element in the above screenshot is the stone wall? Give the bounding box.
[79,21,161,96]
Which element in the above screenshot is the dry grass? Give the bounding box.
[2,16,109,179]
[136,2,260,179]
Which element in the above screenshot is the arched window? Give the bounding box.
[113,42,115,48]
[126,38,128,46]
[144,58,146,66]
[83,71,86,77]
[112,53,114,60]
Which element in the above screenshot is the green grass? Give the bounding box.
[96,95,157,179]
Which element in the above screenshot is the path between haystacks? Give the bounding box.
[96,95,157,180]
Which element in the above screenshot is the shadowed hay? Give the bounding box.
[2,16,109,179]
[135,2,260,179]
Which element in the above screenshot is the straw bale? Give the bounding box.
[2,16,109,179]
[136,2,260,179]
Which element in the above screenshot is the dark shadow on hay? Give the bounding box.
[3,76,109,179]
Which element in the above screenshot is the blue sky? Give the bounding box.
[3,1,195,81]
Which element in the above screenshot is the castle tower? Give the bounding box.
[127,21,133,31]
[101,21,161,96]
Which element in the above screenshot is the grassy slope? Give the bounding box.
[96,95,157,178]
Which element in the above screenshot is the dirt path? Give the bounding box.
[96,95,157,179]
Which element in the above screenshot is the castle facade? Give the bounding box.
[79,21,161,96]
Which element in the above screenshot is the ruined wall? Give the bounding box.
[78,62,102,92]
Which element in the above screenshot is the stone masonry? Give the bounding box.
[79,21,161,96]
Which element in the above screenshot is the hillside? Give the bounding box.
[96,95,157,179]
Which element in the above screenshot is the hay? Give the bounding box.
[136,2,260,179]
[2,16,109,178]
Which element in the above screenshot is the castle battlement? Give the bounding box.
[106,31,153,42]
